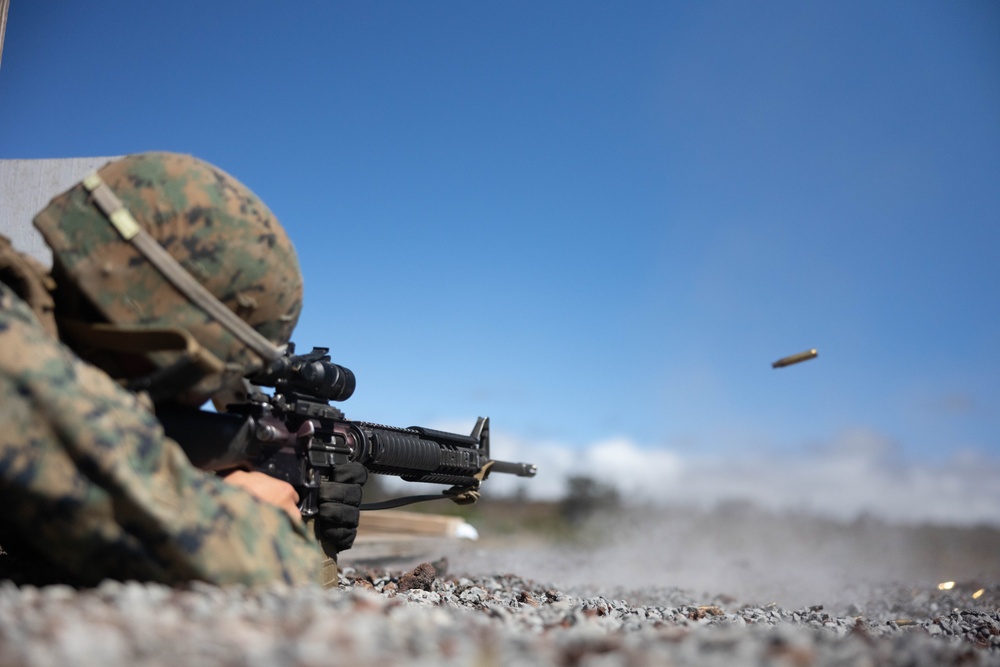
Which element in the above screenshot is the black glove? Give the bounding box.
[315,462,368,557]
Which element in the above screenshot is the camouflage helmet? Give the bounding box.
[33,152,303,403]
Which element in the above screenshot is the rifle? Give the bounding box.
[159,344,537,516]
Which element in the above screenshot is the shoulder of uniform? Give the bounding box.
[0,237,58,337]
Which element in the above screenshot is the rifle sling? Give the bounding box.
[360,494,460,511]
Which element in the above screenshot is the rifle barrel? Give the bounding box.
[490,460,538,477]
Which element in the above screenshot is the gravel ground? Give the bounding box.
[0,508,997,666]
[0,568,995,666]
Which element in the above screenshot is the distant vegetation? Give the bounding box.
[363,474,624,542]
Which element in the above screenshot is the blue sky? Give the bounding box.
[2,2,998,517]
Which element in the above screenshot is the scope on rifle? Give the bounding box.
[249,344,356,402]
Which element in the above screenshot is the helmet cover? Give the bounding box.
[33,152,303,401]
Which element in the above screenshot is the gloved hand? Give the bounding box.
[315,462,368,557]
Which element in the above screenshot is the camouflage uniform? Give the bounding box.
[0,153,327,586]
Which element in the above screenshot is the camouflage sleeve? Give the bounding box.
[0,283,324,587]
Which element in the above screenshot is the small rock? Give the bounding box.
[398,563,437,592]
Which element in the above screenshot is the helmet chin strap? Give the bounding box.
[81,172,282,370]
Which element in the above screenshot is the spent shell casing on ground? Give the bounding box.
[771,348,818,368]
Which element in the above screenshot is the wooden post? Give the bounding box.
[0,0,9,71]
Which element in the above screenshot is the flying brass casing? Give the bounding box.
[772,349,818,368]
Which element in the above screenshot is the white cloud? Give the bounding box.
[386,423,1000,526]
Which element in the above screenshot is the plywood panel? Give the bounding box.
[0,157,121,266]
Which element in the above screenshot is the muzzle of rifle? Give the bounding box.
[489,460,538,477]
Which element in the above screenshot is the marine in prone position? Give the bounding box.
[0,152,365,587]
